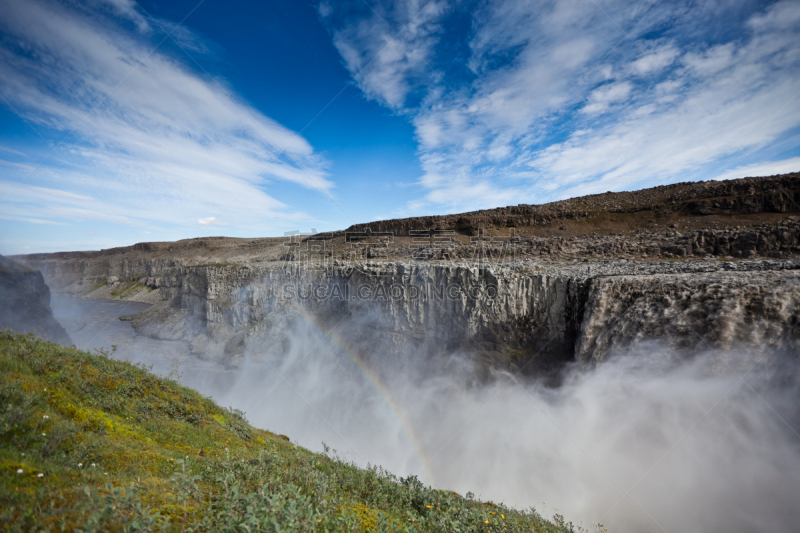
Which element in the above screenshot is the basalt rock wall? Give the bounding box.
[133,262,587,371]
[17,254,184,292]
[576,271,800,364]
[126,259,800,371]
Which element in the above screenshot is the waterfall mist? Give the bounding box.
[52,296,800,533]
[192,321,800,533]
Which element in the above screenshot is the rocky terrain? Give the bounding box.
[0,255,71,344]
[577,269,800,363]
[11,173,800,374]
[345,172,800,235]
[108,258,797,373]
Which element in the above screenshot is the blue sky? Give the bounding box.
[1,0,799,254]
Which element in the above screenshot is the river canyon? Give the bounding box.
[8,173,800,532]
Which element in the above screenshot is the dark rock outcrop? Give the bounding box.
[576,271,800,363]
[345,173,800,236]
[442,217,800,260]
[0,255,71,344]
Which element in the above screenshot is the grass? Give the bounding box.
[87,279,107,293]
[110,281,147,299]
[87,279,151,299]
[0,331,582,533]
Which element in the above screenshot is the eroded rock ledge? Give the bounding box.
[577,270,800,363]
[122,258,800,372]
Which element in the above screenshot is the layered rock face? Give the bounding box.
[129,262,586,372]
[577,271,800,363]
[123,258,800,372]
[14,175,800,293]
[22,254,184,294]
[17,219,800,298]
[0,255,71,344]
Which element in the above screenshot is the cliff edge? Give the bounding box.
[0,255,71,344]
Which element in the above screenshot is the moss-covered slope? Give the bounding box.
[0,331,575,532]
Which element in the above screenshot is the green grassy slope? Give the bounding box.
[0,331,579,532]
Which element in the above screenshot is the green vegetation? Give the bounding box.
[0,331,579,532]
[109,281,148,299]
[87,279,107,293]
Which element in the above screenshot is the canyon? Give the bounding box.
[8,173,800,533]
[12,173,800,375]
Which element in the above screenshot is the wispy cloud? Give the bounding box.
[0,146,28,157]
[629,45,679,76]
[323,0,449,109]
[197,216,228,226]
[324,0,800,213]
[0,158,36,172]
[0,214,69,226]
[0,0,330,235]
[712,157,800,183]
[581,82,633,115]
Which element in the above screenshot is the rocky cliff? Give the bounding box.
[125,262,585,373]
[120,258,800,374]
[13,174,800,296]
[0,255,71,344]
[576,270,800,363]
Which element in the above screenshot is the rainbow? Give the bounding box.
[286,302,435,485]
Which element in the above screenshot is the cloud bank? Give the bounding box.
[323,0,800,213]
[0,0,331,237]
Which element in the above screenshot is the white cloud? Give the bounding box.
[0,0,330,232]
[197,216,228,226]
[0,159,36,172]
[582,82,633,115]
[328,0,449,109]
[93,0,149,30]
[326,0,800,211]
[534,4,800,197]
[318,2,332,19]
[683,43,736,76]
[0,214,69,226]
[747,0,800,32]
[711,157,800,182]
[29,187,94,202]
[0,146,27,157]
[630,45,678,75]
